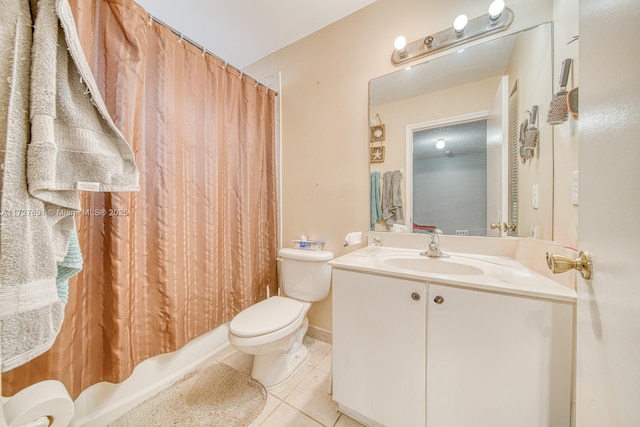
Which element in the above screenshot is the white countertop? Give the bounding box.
[328,246,577,303]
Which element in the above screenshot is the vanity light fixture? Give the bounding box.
[390,1,514,66]
[435,138,446,149]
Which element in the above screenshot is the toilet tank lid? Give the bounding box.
[278,248,334,261]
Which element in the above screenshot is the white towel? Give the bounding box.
[0,0,139,372]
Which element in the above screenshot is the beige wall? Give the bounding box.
[246,0,557,332]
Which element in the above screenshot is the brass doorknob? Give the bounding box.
[546,251,593,280]
[490,223,501,230]
[503,223,516,232]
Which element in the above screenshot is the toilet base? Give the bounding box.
[251,318,309,387]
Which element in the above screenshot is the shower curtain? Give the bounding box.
[2,0,278,399]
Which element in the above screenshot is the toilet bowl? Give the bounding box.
[229,296,311,387]
[228,247,333,387]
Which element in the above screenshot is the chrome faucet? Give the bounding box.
[421,231,448,258]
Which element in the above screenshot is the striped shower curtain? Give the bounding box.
[2,0,278,399]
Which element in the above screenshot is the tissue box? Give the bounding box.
[293,240,325,251]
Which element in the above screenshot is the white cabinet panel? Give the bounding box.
[332,269,426,427]
[426,284,573,427]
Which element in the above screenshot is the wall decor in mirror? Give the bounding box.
[370,113,386,142]
[370,146,385,163]
[369,22,553,239]
[370,125,385,142]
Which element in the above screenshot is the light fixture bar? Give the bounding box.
[391,7,514,66]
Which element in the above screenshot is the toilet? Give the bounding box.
[228,247,334,387]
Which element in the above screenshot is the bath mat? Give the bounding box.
[109,363,267,426]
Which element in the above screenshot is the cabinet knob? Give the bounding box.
[411,292,421,301]
[434,296,444,304]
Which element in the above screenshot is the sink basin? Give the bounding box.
[382,257,484,276]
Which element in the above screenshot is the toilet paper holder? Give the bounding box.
[343,231,363,247]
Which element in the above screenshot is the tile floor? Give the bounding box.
[220,336,365,427]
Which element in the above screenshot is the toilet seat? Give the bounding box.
[229,296,307,338]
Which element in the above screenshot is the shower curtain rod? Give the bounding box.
[150,15,278,95]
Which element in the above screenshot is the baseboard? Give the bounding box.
[73,324,233,427]
[306,325,332,344]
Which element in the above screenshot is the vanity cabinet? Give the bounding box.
[332,269,574,427]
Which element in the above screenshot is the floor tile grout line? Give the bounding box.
[281,401,330,427]
[268,353,317,401]
[282,366,340,427]
[257,397,283,426]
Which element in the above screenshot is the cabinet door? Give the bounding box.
[426,284,573,427]
[332,269,426,427]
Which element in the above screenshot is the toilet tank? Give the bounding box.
[278,248,334,302]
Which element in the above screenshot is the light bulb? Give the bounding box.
[394,36,407,51]
[436,139,446,149]
[489,0,505,20]
[453,14,468,33]
[394,36,407,58]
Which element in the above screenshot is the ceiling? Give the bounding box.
[135,0,379,69]
[413,119,488,160]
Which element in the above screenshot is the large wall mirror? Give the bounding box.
[369,22,553,239]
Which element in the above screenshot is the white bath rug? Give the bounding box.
[109,362,267,426]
